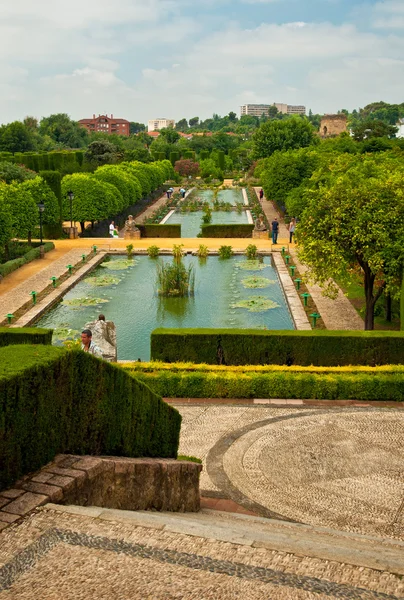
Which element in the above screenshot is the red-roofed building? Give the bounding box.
[78,114,130,136]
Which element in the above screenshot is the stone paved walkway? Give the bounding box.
[0,248,91,319]
[176,405,404,542]
[1,506,403,599]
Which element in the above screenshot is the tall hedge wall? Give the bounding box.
[0,345,181,491]
[136,224,181,238]
[0,328,52,347]
[200,224,254,238]
[150,329,404,366]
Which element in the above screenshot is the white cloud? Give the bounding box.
[1,5,404,124]
[372,0,404,28]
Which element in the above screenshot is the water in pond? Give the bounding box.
[166,188,248,237]
[166,209,249,237]
[36,255,294,361]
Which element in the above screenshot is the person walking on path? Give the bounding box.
[271,218,279,244]
[259,189,264,201]
[288,218,296,243]
[180,187,186,198]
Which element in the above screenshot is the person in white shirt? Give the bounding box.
[109,221,115,238]
[81,329,103,357]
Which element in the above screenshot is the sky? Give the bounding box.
[1,0,404,125]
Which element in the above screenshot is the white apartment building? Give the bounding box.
[240,103,306,117]
[148,118,175,132]
[240,104,271,117]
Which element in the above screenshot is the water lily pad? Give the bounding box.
[52,327,80,341]
[100,259,137,270]
[85,275,121,286]
[238,260,268,271]
[241,276,276,289]
[63,297,109,307]
[231,296,280,312]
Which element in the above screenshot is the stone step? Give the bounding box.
[46,503,404,576]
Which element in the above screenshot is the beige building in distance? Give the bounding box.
[148,118,175,132]
[240,103,306,117]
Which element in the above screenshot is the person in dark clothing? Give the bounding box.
[271,218,279,244]
[259,189,264,200]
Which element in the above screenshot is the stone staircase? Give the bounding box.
[47,503,404,576]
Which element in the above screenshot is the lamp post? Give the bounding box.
[37,202,45,258]
[67,190,76,239]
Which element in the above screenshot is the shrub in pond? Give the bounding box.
[147,245,160,258]
[245,244,258,260]
[218,245,233,259]
[197,244,209,258]
[231,296,280,312]
[126,244,134,259]
[156,260,195,297]
[241,276,275,289]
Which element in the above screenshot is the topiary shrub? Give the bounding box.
[0,345,181,490]
[201,224,254,238]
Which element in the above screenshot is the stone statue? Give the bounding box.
[124,215,140,239]
[84,315,117,362]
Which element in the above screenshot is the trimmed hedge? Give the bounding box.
[0,242,55,277]
[125,365,404,401]
[0,345,181,490]
[136,224,181,238]
[0,328,52,347]
[200,224,254,238]
[150,329,404,366]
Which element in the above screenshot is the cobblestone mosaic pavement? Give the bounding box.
[177,406,404,540]
[0,509,403,599]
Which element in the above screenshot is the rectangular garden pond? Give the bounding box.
[36,255,294,361]
[161,188,251,237]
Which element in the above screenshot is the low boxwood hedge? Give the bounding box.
[0,345,181,491]
[136,224,181,238]
[0,242,55,278]
[0,327,52,348]
[150,328,404,366]
[124,363,404,401]
[200,224,254,238]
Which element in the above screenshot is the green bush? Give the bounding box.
[200,224,254,238]
[127,367,404,401]
[0,345,181,490]
[150,329,404,366]
[0,242,54,277]
[39,171,62,219]
[218,245,233,259]
[0,328,52,347]
[136,224,181,238]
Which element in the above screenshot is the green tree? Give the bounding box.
[20,177,60,226]
[351,118,398,142]
[0,122,36,153]
[175,118,189,131]
[228,111,237,122]
[252,117,318,159]
[84,140,121,167]
[129,122,146,134]
[0,182,38,242]
[189,117,199,128]
[0,161,36,183]
[39,113,89,148]
[61,173,122,231]
[159,128,180,144]
[297,155,404,330]
[0,189,13,254]
[260,148,325,215]
[199,158,223,180]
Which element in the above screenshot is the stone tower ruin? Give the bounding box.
[319,114,348,137]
